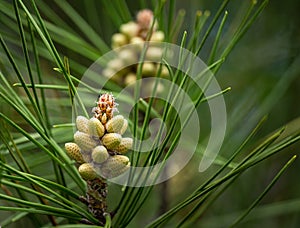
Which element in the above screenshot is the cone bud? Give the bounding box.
[92,146,109,163]
[112,33,127,48]
[88,117,105,137]
[107,58,125,71]
[118,119,128,135]
[145,47,163,62]
[65,142,84,164]
[124,73,136,85]
[141,62,156,76]
[102,133,122,150]
[120,21,139,38]
[102,68,118,79]
[100,155,130,179]
[150,31,165,42]
[101,113,107,125]
[76,116,89,133]
[115,138,133,154]
[74,131,98,151]
[106,115,125,133]
[78,163,98,180]
[118,48,138,65]
[158,65,169,78]
[130,37,144,50]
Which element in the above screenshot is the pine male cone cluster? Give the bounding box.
[102,9,169,86]
[65,93,132,224]
[65,93,132,180]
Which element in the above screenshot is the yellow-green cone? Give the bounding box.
[141,62,156,76]
[76,116,89,133]
[158,65,169,78]
[102,133,122,150]
[120,21,139,38]
[100,155,130,179]
[88,117,105,137]
[74,131,98,151]
[115,138,133,154]
[111,33,127,48]
[92,146,109,163]
[106,115,124,133]
[65,142,84,164]
[101,113,107,125]
[118,119,128,135]
[145,47,163,62]
[124,73,136,85]
[78,163,98,180]
[150,31,165,42]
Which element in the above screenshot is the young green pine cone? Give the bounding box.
[65,142,85,164]
[88,117,105,137]
[145,47,163,62]
[150,31,165,42]
[120,21,139,38]
[107,58,125,71]
[118,119,128,135]
[101,133,122,150]
[100,155,130,179]
[78,163,98,180]
[115,138,133,154]
[106,115,125,133]
[101,113,108,125]
[111,33,127,48]
[157,64,169,78]
[124,73,137,85]
[141,62,156,76]
[118,48,138,65]
[129,37,144,50]
[74,131,98,151]
[92,146,109,164]
[76,116,89,133]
